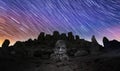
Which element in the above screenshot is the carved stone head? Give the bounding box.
[54,40,67,54]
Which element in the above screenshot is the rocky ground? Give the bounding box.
[0,55,120,71]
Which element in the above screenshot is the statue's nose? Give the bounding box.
[59,48,62,51]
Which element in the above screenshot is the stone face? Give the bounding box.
[54,40,67,54]
[50,40,69,62]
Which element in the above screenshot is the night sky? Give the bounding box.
[0,0,120,46]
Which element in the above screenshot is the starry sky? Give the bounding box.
[0,0,120,46]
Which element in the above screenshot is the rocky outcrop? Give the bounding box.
[2,39,10,48]
[90,35,101,55]
[103,37,120,51]
[103,37,110,48]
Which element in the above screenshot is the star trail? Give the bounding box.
[0,0,120,46]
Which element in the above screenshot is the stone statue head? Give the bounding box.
[54,40,67,54]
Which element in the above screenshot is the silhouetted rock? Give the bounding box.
[44,34,52,46]
[91,35,98,44]
[90,35,100,54]
[75,35,80,40]
[68,32,74,41]
[24,38,34,47]
[60,33,67,40]
[53,31,60,40]
[109,40,120,50]
[103,36,120,51]
[1,31,120,71]
[14,41,25,48]
[2,39,10,48]
[103,37,110,48]
[79,39,91,51]
[38,32,45,43]
[45,34,51,41]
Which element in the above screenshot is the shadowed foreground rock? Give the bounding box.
[0,56,120,71]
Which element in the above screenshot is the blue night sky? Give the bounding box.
[0,0,120,45]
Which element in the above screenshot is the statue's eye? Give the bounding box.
[62,47,65,49]
[57,47,60,49]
